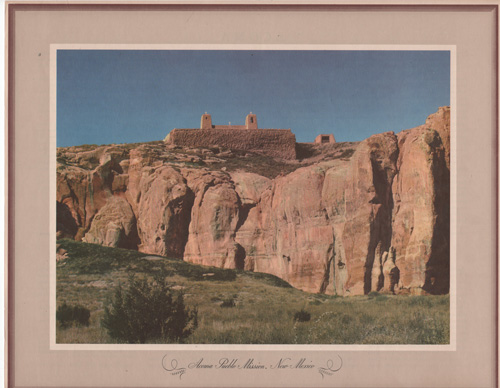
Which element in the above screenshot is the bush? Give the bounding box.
[220,298,236,308]
[368,291,389,301]
[293,309,311,322]
[57,303,91,328]
[101,273,198,344]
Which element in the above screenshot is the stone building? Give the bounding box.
[314,134,336,144]
[165,113,297,160]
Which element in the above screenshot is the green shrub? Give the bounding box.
[294,309,311,322]
[57,303,91,328]
[102,273,198,344]
[220,298,236,308]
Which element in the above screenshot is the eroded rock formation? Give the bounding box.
[56,107,450,295]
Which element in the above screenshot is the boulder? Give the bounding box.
[82,196,138,249]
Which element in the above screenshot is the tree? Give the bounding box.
[57,303,91,328]
[102,272,197,344]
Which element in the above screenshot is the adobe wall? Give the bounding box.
[212,125,246,130]
[165,128,297,160]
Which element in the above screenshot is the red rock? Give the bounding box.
[391,115,449,294]
[139,166,193,257]
[56,107,450,295]
[183,170,241,268]
[82,197,138,249]
[425,106,450,169]
[235,165,334,292]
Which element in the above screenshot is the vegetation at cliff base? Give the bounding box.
[56,303,91,328]
[102,273,197,344]
[56,239,450,345]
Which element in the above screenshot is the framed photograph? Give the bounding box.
[6,1,498,387]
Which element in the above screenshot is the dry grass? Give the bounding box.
[57,240,450,345]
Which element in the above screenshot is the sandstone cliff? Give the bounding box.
[57,107,450,295]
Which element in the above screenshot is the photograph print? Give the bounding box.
[55,49,451,345]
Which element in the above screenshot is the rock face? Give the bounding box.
[82,197,138,249]
[56,107,450,295]
[182,169,241,268]
[132,165,194,257]
[391,119,450,294]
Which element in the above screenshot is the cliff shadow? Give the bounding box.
[57,201,79,239]
[234,243,246,270]
[424,149,450,295]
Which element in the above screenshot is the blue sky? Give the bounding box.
[57,50,450,146]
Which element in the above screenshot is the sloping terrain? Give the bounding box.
[56,239,449,344]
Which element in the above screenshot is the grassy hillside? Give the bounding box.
[56,239,449,344]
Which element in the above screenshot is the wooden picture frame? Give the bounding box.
[5,1,498,387]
